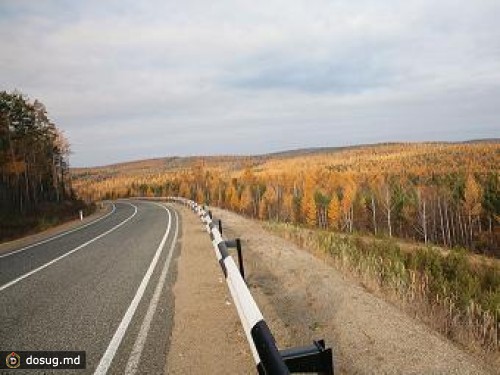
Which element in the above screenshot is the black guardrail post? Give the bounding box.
[224,238,245,281]
[218,219,223,235]
[236,238,245,281]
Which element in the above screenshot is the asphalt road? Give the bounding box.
[0,200,181,374]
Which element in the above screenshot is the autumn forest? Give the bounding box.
[73,142,499,256]
[0,91,85,240]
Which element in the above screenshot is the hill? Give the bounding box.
[72,139,499,176]
[72,140,499,254]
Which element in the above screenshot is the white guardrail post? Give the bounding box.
[166,196,333,375]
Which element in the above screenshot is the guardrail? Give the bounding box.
[167,196,334,375]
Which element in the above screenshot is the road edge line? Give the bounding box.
[124,204,179,375]
[93,203,173,375]
[0,203,137,292]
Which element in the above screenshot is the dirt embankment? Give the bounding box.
[165,206,254,374]
[210,207,494,375]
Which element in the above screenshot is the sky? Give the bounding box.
[1,0,499,167]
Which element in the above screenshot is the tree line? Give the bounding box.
[0,90,72,217]
[176,165,498,256]
[74,143,499,256]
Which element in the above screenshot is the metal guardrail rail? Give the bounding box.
[168,197,334,375]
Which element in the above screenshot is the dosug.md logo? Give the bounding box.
[6,352,21,369]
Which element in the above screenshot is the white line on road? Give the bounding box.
[0,203,138,293]
[0,202,117,259]
[124,205,179,375]
[94,203,174,375]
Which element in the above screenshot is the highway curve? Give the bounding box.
[0,200,180,374]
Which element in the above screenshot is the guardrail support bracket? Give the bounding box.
[279,339,333,375]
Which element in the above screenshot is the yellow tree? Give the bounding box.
[242,164,255,186]
[239,186,252,216]
[341,176,357,232]
[282,191,294,222]
[301,173,317,227]
[223,183,233,209]
[304,194,317,227]
[196,188,204,204]
[328,194,341,230]
[179,181,190,198]
[260,186,277,220]
[291,195,302,224]
[464,174,482,244]
[259,197,268,220]
[227,185,239,210]
[209,177,223,206]
[192,160,205,188]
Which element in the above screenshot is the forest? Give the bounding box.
[0,90,85,240]
[74,142,499,256]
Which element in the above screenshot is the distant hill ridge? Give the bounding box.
[261,139,499,158]
[73,139,499,172]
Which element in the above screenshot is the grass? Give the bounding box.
[264,222,500,360]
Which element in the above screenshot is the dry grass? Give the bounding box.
[265,222,500,366]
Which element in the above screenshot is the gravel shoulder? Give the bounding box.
[165,206,254,374]
[211,207,493,375]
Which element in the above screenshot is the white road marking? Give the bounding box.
[0,202,117,259]
[124,205,179,375]
[94,204,174,375]
[0,203,138,293]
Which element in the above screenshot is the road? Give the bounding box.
[0,200,180,374]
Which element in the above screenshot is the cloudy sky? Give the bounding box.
[1,0,499,166]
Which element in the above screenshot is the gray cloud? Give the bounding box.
[0,0,499,166]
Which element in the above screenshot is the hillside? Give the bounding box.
[73,139,500,177]
[72,140,499,254]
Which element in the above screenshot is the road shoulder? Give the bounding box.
[165,206,254,374]
[0,202,112,256]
